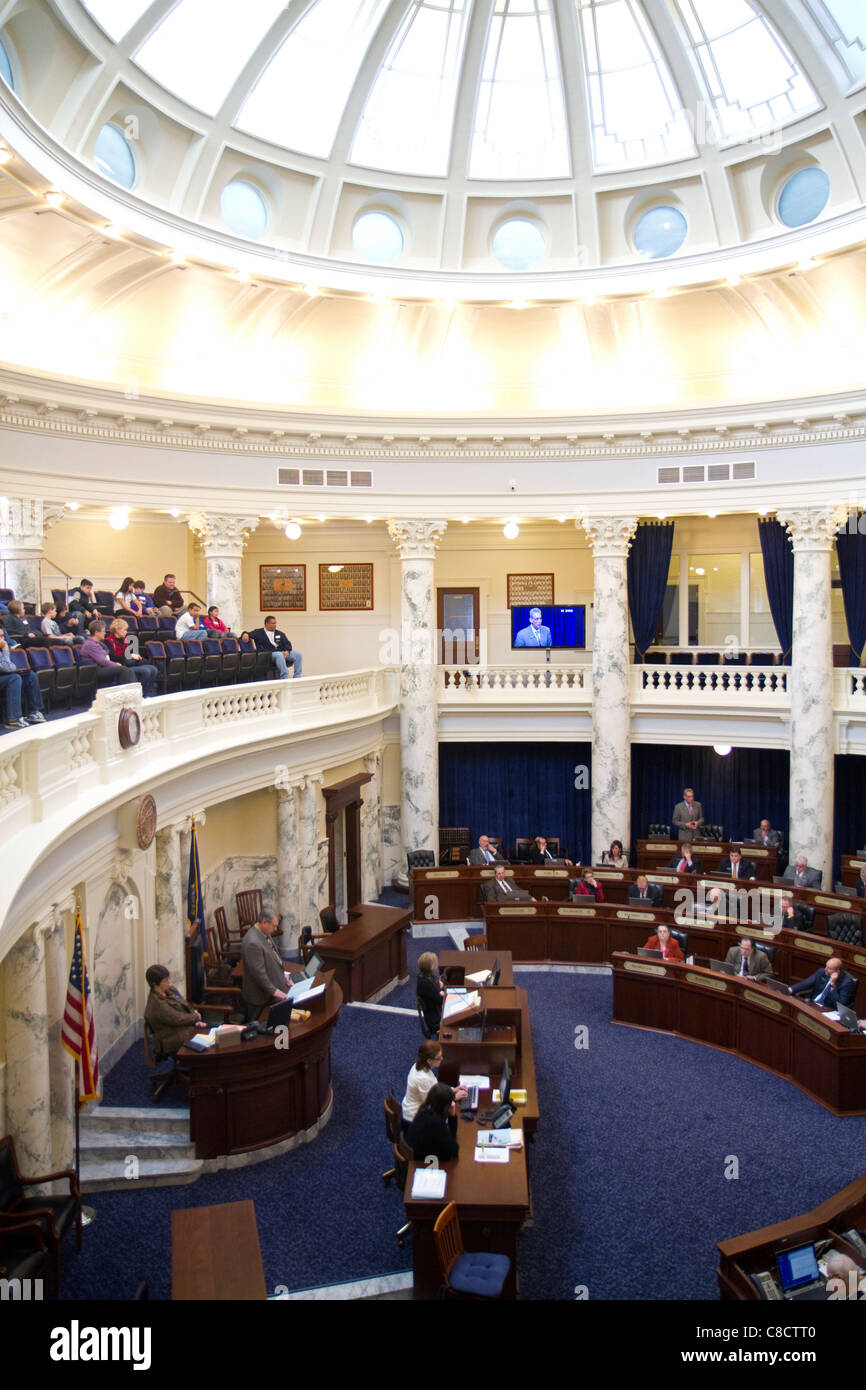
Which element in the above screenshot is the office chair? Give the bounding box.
[319,906,340,933]
[416,998,434,1039]
[433,1202,510,1299]
[464,935,488,952]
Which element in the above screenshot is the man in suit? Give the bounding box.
[718,848,756,881]
[855,868,866,899]
[751,819,781,847]
[782,853,822,889]
[667,845,701,874]
[628,874,662,907]
[514,608,552,648]
[672,788,704,841]
[250,615,303,678]
[791,957,857,1010]
[241,913,290,1016]
[724,936,774,979]
[468,835,505,866]
[482,865,534,902]
[778,895,809,930]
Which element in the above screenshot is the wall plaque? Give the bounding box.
[259,564,306,611]
[319,563,374,610]
[507,573,554,608]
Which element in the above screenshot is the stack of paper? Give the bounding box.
[410,1168,447,1200]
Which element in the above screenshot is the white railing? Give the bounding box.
[633,663,790,707]
[440,665,590,699]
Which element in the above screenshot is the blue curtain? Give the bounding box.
[833,755,866,883]
[630,744,790,856]
[627,521,675,661]
[439,742,592,862]
[758,518,794,664]
[836,515,866,664]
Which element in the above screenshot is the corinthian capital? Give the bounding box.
[777,505,849,551]
[0,497,66,549]
[188,512,260,556]
[387,519,448,560]
[579,515,638,558]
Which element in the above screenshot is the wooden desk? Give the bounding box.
[412,865,572,923]
[313,903,409,1001]
[438,949,514,987]
[717,1172,866,1300]
[840,853,866,891]
[611,953,866,1116]
[403,979,537,1298]
[180,979,343,1159]
[172,1200,267,1300]
[637,838,779,881]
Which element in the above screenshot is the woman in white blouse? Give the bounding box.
[401,1041,443,1127]
[601,839,629,869]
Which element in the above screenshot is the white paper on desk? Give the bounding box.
[474,1146,509,1163]
[289,980,325,1003]
[826,1011,841,1021]
[465,970,490,985]
[410,1168,447,1199]
[459,1074,490,1088]
[443,990,480,1019]
[477,1129,524,1148]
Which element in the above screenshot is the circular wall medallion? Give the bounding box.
[136,794,157,850]
[118,707,141,750]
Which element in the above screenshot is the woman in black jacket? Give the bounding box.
[406,1082,459,1162]
[416,951,445,1036]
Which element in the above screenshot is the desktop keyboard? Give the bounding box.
[460,1085,479,1113]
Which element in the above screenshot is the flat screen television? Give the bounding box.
[511,605,586,650]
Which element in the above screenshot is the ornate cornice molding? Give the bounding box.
[187,511,260,556]
[580,515,639,558]
[778,505,850,550]
[388,519,448,560]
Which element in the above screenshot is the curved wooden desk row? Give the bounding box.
[482,901,866,993]
[611,953,866,1117]
[637,838,779,881]
[718,1172,866,1300]
[840,853,866,889]
[181,979,343,1160]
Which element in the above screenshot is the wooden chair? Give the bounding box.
[0,1135,82,1290]
[214,905,242,960]
[236,890,263,931]
[465,935,488,952]
[433,1201,510,1299]
[382,1091,405,1184]
[143,1019,187,1102]
[0,1217,52,1293]
[416,997,434,1038]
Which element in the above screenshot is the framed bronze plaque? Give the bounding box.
[319,563,374,611]
[260,564,306,611]
[507,573,555,608]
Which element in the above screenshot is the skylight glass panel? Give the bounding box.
[82,0,154,43]
[134,0,288,116]
[237,0,390,159]
[804,0,866,85]
[0,37,13,89]
[578,0,695,170]
[350,0,471,177]
[670,0,819,146]
[470,0,569,180]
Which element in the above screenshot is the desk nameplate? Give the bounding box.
[686,972,729,992]
[421,870,461,879]
[794,937,833,956]
[616,909,656,921]
[594,871,624,881]
[532,869,569,878]
[743,989,783,1013]
[647,874,678,884]
[815,896,851,910]
[797,1013,832,1041]
[623,959,667,977]
[499,905,537,915]
[556,906,595,917]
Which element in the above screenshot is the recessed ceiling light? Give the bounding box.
[328,564,343,573]
[726,274,742,287]
[168,508,181,518]
[503,520,520,539]
[713,743,732,757]
[65,500,80,511]
[304,284,320,297]
[233,268,251,283]
[510,299,526,311]
[104,223,125,238]
[0,147,13,165]
[108,506,129,531]
[45,191,65,207]
[706,510,718,518]
[798,258,816,272]
[169,249,187,265]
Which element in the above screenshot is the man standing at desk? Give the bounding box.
[241,913,290,1016]
[790,957,857,1009]
[673,788,704,841]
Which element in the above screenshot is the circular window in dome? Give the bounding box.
[94,123,136,190]
[633,205,688,260]
[777,166,830,229]
[352,210,404,265]
[220,179,269,240]
[0,36,14,89]
[492,219,546,271]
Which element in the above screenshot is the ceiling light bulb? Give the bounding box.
[695,567,706,576]
[45,191,64,207]
[726,274,742,287]
[503,520,520,540]
[233,268,251,283]
[169,249,186,265]
[304,284,320,297]
[713,744,732,757]
[108,507,129,531]
[510,299,526,311]
[65,500,80,511]
[328,564,343,573]
[363,516,375,524]
[798,258,816,272]
[0,147,13,165]
[168,508,181,518]
[104,224,125,238]
[706,510,718,519]
[284,520,302,540]
[318,514,328,522]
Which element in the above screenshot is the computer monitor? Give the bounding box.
[304,952,323,978]
[489,958,501,987]
[499,1056,511,1108]
[777,1244,820,1293]
[266,999,294,1034]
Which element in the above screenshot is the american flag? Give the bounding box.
[61,912,100,1102]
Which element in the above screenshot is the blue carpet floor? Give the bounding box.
[64,933,866,1301]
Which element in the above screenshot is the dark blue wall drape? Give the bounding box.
[630,744,790,857]
[833,755,866,881]
[758,518,794,664]
[439,742,592,862]
[836,517,866,664]
[628,521,675,661]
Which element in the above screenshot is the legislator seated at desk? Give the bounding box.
[724,936,774,978]
[600,839,628,869]
[718,849,757,880]
[144,964,202,1053]
[482,866,534,903]
[791,958,857,1009]
[528,836,568,865]
[779,895,811,929]
[643,924,683,961]
[667,847,701,874]
[571,868,604,900]
[405,1083,461,1162]
[402,1041,443,1126]
[468,835,505,866]
[782,854,822,889]
[751,819,782,847]
[628,875,662,907]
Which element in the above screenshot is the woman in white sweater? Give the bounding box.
[401,1040,444,1127]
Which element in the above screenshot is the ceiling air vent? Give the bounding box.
[658,466,680,484]
[302,468,324,486]
[707,463,729,482]
[732,461,756,479]
[327,470,348,486]
[277,467,374,487]
[351,470,373,487]
[682,465,705,483]
[278,468,300,485]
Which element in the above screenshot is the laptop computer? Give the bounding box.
[777,1244,827,1301]
[285,952,323,986]
[836,1003,862,1034]
[636,947,662,959]
[713,959,737,975]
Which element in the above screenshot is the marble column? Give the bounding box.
[777,505,847,887]
[580,515,638,865]
[45,902,76,1170]
[276,780,302,925]
[387,520,447,859]
[154,825,185,980]
[187,512,260,636]
[298,773,323,930]
[4,919,53,1177]
[0,497,65,605]
[362,751,383,901]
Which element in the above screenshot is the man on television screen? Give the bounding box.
[515,607,552,647]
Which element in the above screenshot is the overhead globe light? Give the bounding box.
[65,500,80,511]
[284,520,302,540]
[168,508,181,518]
[713,744,732,757]
[0,147,12,165]
[44,191,65,207]
[108,506,129,531]
[503,520,520,540]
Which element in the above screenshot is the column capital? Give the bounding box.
[777,505,849,551]
[387,519,447,560]
[187,511,260,557]
[0,497,66,551]
[579,515,638,558]
[363,751,381,776]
